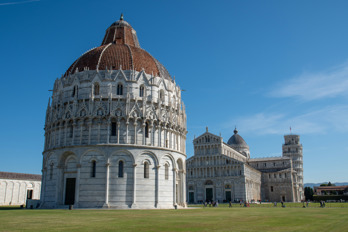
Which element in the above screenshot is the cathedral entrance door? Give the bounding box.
[65,178,76,205]
[189,192,194,203]
[225,191,231,202]
[206,188,213,202]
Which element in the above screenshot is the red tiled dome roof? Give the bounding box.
[64,15,172,81]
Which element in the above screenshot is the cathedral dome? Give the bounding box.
[227,128,250,158]
[64,15,172,81]
[227,128,248,147]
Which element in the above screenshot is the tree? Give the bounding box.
[328,182,335,186]
[304,187,314,201]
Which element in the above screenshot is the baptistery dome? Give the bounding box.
[64,16,171,80]
[40,15,187,209]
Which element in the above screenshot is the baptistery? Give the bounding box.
[40,15,187,209]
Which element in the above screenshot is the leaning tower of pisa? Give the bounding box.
[282,134,304,201]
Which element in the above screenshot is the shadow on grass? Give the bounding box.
[0,206,25,210]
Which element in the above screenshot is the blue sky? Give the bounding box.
[1,0,347,183]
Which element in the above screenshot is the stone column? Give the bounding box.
[88,120,92,144]
[131,163,137,208]
[40,168,46,204]
[155,165,160,208]
[117,121,120,144]
[173,168,177,206]
[158,126,161,147]
[64,124,67,146]
[142,123,146,145]
[58,125,63,146]
[107,118,110,144]
[80,122,83,145]
[134,122,137,145]
[72,121,76,146]
[104,161,110,208]
[126,121,129,144]
[55,166,63,206]
[182,171,186,207]
[150,123,154,146]
[97,120,101,143]
[74,164,81,208]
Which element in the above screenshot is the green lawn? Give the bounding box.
[0,207,347,231]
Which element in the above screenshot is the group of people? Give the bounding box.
[204,200,219,207]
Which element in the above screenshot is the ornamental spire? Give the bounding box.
[120,13,124,20]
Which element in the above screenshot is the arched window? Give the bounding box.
[72,85,78,97]
[118,161,124,178]
[117,84,123,95]
[145,122,149,138]
[94,82,100,95]
[165,163,169,180]
[159,90,164,101]
[139,85,144,97]
[111,122,117,136]
[91,160,96,177]
[144,162,149,178]
[69,126,73,138]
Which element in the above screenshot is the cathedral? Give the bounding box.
[40,15,187,209]
[186,128,303,203]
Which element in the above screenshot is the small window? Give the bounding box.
[145,122,149,138]
[139,85,144,97]
[165,164,169,180]
[273,162,276,167]
[264,163,266,167]
[271,186,274,192]
[118,161,124,178]
[72,85,78,97]
[144,162,149,178]
[91,160,96,178]
[117,84,123,95]
[274,174,276,178]
[285,173,287,178]
[111,122,117,136]
[94,83,100,95]
[279,173,282,178]
[239,170,242,175]
[269,174,271,178]
[288,148,290,152]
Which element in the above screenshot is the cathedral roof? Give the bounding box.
[227,128,248,148]
[64,14,172,81]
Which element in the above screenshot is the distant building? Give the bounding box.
[186,128,304,203]
[0,172,41,206]
[314,186,348,196]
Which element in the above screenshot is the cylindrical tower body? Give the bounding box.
[282,134,303,202]
[40,16,187,209]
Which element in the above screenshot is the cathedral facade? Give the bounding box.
[186,128,303,203]
[40,16,187,209]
